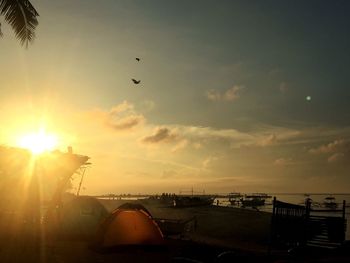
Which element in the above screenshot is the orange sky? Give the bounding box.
[1,1,350,194]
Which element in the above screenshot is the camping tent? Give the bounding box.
[93,203,164,249]
[57,196,108,240]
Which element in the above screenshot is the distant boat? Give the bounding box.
[240,193,271,207]
[142,194,175,207]
[228,192,243,205]
[174,195,215,207]
[323,196,338,209]
[253,193,272,199]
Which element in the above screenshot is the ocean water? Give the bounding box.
[215,194,350,240]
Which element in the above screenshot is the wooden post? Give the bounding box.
[305,198,311,218]
[268,196,277,256]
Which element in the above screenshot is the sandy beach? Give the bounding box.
[0,198,273,263]
[99,199,272,252]
[0,198,349,263]
[51,199,274,263]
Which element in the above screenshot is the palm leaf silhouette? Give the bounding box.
[0,0,39,47]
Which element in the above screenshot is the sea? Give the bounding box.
[214,193,350,240]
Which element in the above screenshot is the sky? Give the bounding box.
[1,0,350,194]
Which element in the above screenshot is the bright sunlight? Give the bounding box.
[17,130,58,154]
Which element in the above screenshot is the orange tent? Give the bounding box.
[93,203,164,250]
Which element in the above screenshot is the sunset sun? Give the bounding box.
[17,130,58,154]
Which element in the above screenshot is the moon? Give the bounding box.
[306,96,312,101]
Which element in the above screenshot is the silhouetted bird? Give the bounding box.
[132,79,141,84]
[136,58,140,61]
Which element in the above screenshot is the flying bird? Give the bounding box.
[136,57,140,61]
[132,79,141,84]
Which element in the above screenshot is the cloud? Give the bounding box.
[139,120,350,156]
[140,124,259,151]
[137,121,346,160]
[202,156,219,169]
[85,101,145,132]
[192,142,202,149]
[223,86,242,101]
[105,101,145,131]
[309,139,350,164]
[309,139,347,154]
[171,139,188,153]
[140,127,189,152]
[178,125,255,148]
[276,127,350,146]
[274,158,293,166]
[142,124,299,150]
[121,154,201,172]
[257,134,277,147]
[206,89,221,101]
[110,101,133,114]
[327,153,345,163]
[206,85,243,102]
[107,114,145,130]
[141,127,178,144]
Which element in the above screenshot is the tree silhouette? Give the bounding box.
[0,0,39,47]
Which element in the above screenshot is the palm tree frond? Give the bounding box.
[0,0,39,46]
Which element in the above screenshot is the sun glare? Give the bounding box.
[17,131,58,154]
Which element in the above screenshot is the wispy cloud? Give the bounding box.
[192,142,202,149]
[224,86,242,101]
[256,134,277,147]
[171,139,188,153]
[309,139,347,154]
[118,153,201,172]
[177,125,254,148]
[327,153,345,163]
[140,124,302,151]
[110,101,133,113]
[202,156,219,169]
[206,89,221,101]
[273,126,350,146]
[274,158,293,166]
[206,85,244,102]
[309,139,350,164]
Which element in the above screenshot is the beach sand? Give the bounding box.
[98,199,271,252]
[45,198,273,263]
[0,199,349,262]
